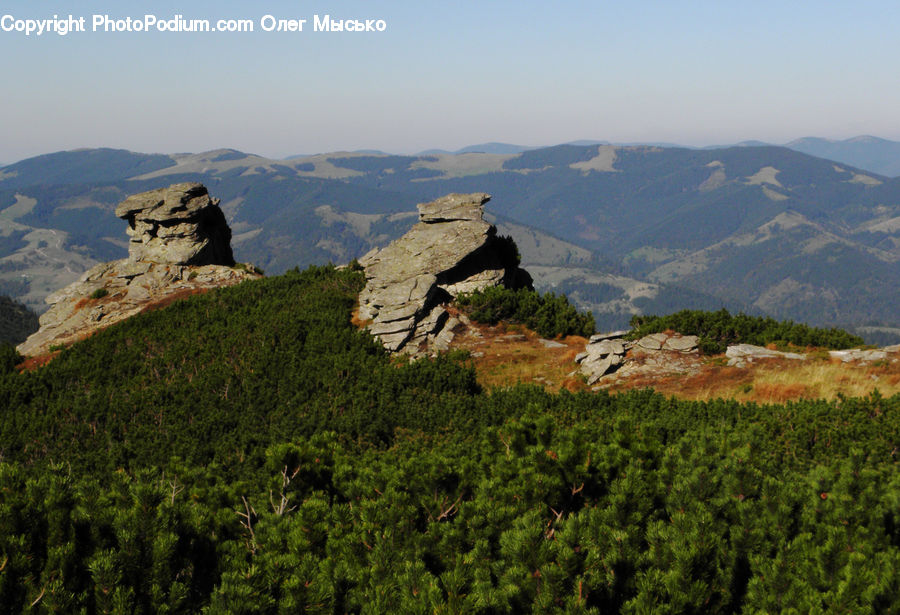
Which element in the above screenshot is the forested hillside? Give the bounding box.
[1,267,900,612]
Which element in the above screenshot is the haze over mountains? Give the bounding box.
[412,136,900,178]
[2,137,900,342]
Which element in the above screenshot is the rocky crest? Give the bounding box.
[358,193,532,355]
[17,183,260,356]
[115,182,235,265]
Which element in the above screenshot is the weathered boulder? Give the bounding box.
[635,333,667,351]
[725,344,806,367]
[18,183,259,357]
[359,193,532,355]
[589,330,628,343]
[663,335,700,352]
[577,330,632,384]
[577,331,699,385]
[828,347,896,364]
[115,183,234,266]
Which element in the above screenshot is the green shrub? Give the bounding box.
[89,288,109,300]
[456,286,595,338]
[628,308,864,354]
[0,343,20,373]
[492,234,521,267]
[1,266,900,613]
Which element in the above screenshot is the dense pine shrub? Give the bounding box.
[0,343,20,374]
[629,308,864,354]
[0,267,898,613]
[456,286,595,338]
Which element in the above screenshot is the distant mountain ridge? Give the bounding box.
[785,136,900,178]
[7,134,898,177]
[340,135,900,177]
[2,143,900,339]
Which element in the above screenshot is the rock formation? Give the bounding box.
[828,345,900,364]
[579,332,900,385]
[725,344,806,367]
[116,182,235,265]
[577,330,700,385]
[17,183,260,356]
[358,193,532,355]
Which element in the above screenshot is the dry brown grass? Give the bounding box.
[138,288,209,314]
[451,319,589,392]
[350,308,371,329]
[607,356,900,403]
[355,307,900,401]
[746,360,900,401]
[17,351,61,372]
[449,317,900,400]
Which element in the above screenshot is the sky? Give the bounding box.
[2,0,899,163]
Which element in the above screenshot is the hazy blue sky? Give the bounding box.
[2,0,899,162]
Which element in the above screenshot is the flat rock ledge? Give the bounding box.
[358,193,531,356]
[576,331,699,385]
[725,344,807,367]
[18,183,260,357]
[728,344,900,367]
[17,262,260,356]
[828,345,900,364]
[577,332,900,386]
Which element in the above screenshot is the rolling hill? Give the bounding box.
[786,135,900,178]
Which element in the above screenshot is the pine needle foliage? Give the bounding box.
[456,286,595,338]
[0,267,899,613]
[629,308,864,354]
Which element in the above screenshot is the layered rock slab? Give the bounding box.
[358,193,531,355]
[115,182,235,266]
[576,331,700,385]
[18,183,260,356]
[725,344,806,367]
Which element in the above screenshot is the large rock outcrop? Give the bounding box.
[115,182,235,265]
[358,193,532,355]
[18,183,260,356]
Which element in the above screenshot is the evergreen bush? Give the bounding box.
[0,267,897,612]
[456,286,595,338]
[628,308,864,354]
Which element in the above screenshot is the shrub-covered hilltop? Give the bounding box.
[2,266,900,613]
[629,308,865,354]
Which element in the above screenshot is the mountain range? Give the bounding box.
[784,136,900,178]
[2,140,900,341]
[278,135,900,177]
[410,135,900,177]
